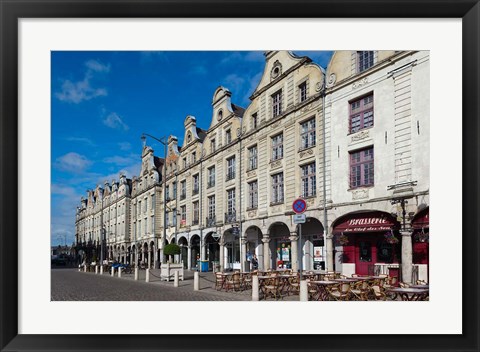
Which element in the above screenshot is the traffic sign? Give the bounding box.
[292,198,307,214]
[293,214,306,224]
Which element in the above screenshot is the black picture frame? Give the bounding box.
[1,1,478,351]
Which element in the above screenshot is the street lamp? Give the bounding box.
[141,133,168,265]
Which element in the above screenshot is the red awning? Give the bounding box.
[412,207,429,229]
[333,211,399,234]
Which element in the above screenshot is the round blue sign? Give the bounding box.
[292,198,307,214]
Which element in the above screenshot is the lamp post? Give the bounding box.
[141,133,168,265]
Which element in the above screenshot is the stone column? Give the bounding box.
[262,235,271,270]
[325,231,334,272]
[241,237,247,272]
[289,232,299,272]
[219,239,225,272]
[153,244,157,269]
[147,246,152,269]
[401,231,413,284]
[187,245,192,270]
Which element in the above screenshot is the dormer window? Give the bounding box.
[218,109,223,121]
[192,151,196,163]
[211,138,216,153]
[272,90,283,118]
[187,133,192,143]
[299,81,307,103]
[357,51,375,73]
[252,113,258,129]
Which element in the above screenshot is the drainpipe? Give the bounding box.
[239,128,245,272]
[321,73,333,272]
[199,144,204,269]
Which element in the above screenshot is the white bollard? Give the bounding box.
[78,266,81,272]
[146,268,150,283]
[252,275,259,301]
[100,266,103,275]
[95,265,98,274]
[111,267,115,277]
[134,267,139,281]
[118,268,122,278]
[174,271,179,288]
[300,280,308,301]
[84,265,87,273]
[194,271,199,291]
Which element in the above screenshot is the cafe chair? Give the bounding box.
[351,281,369,301]
[287,275,300,296]
[416,279,428,285]
[370,285,387,301]
[399,282,410,288]
[242,272,252,290]
[225,272,241,292]
[215,273,225,291]
[263,276,281,300]
[327,283,351,301]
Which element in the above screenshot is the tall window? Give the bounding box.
[357,51,374,72]
[248,145,258,170]
[192,201,199,225]
[208,166,215,188]
[166,212,170,227]
[271,173,284,204]
[137,201,141,216]
[165,185,170,200]
[300,118,316,149]
[211,138,216,153]
[192,151,196,163]
[143,198,147,213]
[183,157,187,169]
[180,205,186,226]
[272,90,282,117]
[350,147,374,188]
[172,208,177,227]
[180,180,186,200]
[192,174,199,195]
[227,189,235,215]
[151,194,155,211]
[252,113,258,129]
[226,156,236,180]
[301,163,316,197]
[248,181,258,209]
[299,81,307,102]
[271,133,284,161]
[172,182,177,198]
[225,129,232,145]
[350,94,374,133]
[208,195,215,219]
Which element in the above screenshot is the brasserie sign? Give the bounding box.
[333,214,397,233]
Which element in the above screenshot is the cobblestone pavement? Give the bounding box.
[51,268,299,301]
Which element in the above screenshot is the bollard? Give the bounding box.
[300,280,308,301]
[84,265,87,273]
[100,266,103,275]
[194,271,199,291]
[174,271,179,288]
[134,267,139,281]
[118,267,122,278]
[78,266,81,272]
[95,265,98,274]
[146,268,150,283]
[252,275,259,301]
[111,267,115,277]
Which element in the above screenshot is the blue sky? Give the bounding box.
[51,50,333,246]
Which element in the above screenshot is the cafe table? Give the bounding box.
[387,287,429,301]
[309,281,339,301]
[409,284,430,289]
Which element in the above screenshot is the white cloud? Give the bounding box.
[118,142,131,151]
[65,136,96,147]
[103,112,129,131]
[54,152,92,173]
[55,59,110,104]
[223,74,246,93]
[85,59,110,73]
[103,155,137,166]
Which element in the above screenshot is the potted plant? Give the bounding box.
[163,243,180,263]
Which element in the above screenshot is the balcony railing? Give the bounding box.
[226,172,236,181]
[225,211,236,224]
[206,216,216,227]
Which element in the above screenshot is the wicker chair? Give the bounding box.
[370,285,387,300]
[351,280,369,301]
[225,272,241,292]
[215,273,225,291]
[241,273,252,290]
[263,276,281,300]
[327,283,351,301]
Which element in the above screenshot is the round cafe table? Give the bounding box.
[410,284,429,289]
[387,287,429,301]
[309,281,338,301]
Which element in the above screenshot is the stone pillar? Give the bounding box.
[300,280,308,301]
[252,275,259,301]
[289,232,299,272]
[147,246,152,269]
[401,231,413,284]
[153,244,157,269]
[262,235,271,270]
[194,271,199,291]
[187,245,192,270]
[325,232,334,272]
[241,237,247,272]
[219,240,225,272]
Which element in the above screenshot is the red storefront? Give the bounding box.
[332,211,400,276]
[412,206,429,265]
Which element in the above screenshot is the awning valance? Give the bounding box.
[412,206,429,229]
[333,211,399,234]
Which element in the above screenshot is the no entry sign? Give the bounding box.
[292,198,307,214]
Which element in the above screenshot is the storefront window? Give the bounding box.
[359,241,372,262]
[377,242,393,263]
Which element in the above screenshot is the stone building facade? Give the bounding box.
[75,50,430,282]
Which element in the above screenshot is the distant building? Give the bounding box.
[75,50,429,283]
